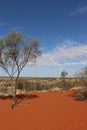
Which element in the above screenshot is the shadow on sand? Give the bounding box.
[16,94,39,104]
[0,93,39,105]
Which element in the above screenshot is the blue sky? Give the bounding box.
[0,0,87,77]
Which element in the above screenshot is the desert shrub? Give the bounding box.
[24,82,53,92]
[72,80,81,87]
[42,84,54,91]
[81,79,87,88]
[24,82,41,91]
[0,86,8,93]
[64,81,74,90]
[75,90,87,101]
[16,79,25,91]
[6,81,11,87]
[75,68,87,89]
[55,80,74,90]
[35,83,43,91]
[14,79,58,92]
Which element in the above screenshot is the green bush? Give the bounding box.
[55,81,74,90]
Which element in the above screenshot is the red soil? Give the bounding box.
[0,91,87,130]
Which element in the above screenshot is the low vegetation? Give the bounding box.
[0,67,87,102]
[0,76,84,94]
[75,90,87,101]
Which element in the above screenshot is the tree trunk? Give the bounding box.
[11,78,17,108]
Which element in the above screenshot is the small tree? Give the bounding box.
[60,70,68,90]
[0,30,41,108]
[61,70,68,79]
[75,68,87,101]
[76,67,87,89]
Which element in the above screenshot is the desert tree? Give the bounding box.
[0,30,41,108]
[61,70,68,79]
[60,70,68,89]
[75,67,87,89]
[74,68,87,101]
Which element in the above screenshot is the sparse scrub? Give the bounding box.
[0,76,85,97]
[75,67,87,89]
[24,82,54,92]
[75,90,87,101]
[72,80,81,87]
[0,86,8,94]
[16,79,26,92]
[16,79,54,92]
[55,80,74,90]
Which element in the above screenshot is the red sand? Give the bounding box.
[0,91,87,130]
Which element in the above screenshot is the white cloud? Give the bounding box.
[60,61,86,66]
[69,5,87,15]
[36,40,87,67]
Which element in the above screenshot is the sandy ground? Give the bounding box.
[0,91,87,130]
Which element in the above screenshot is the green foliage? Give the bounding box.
[55,80,74,90]
[0,30,41,78]
[0,30,41,107]
[61,70,68,78]
[60,70,68,90]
